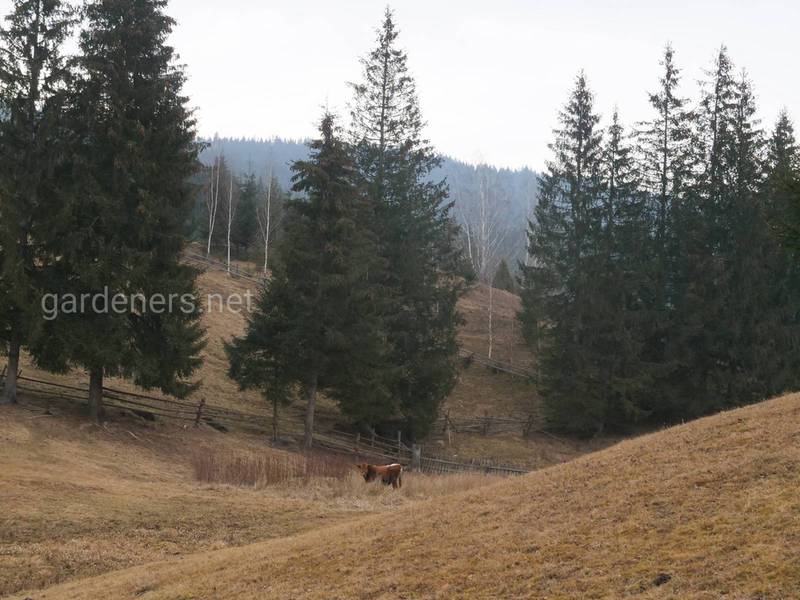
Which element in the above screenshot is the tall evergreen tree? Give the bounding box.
[663,48,739,416]
[594,109,656,426]
[519,73,608,434]
[668,50,798,415]
[636,44,694,264]
[770,111,800,252]
[36,0,204,420]
[0,0,74,404]
[492,259,516,294]
[349,9,463,438]
[227,114,391,447]
[751,111,800,397]
[635,45,695,411]
[231,172,258,257]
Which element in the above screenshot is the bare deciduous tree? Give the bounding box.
[454,165,512,283]
[205,156,221,257]
[452,165,515,358]
[256,168,282,276]
[226,174,235,273]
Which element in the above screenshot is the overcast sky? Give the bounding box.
[5,0,799,170]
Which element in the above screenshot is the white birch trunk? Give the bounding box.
[257,169,276,277]
[488,279,494,359]
[206,157,221,257]
[226,175,233,273]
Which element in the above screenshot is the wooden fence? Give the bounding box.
[0,371,528,476]
[183,251,264,285]
[458,348,534,379]
[434,411,542,438]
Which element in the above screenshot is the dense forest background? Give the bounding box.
[198,137,539,281]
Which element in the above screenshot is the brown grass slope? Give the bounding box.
[0,404,500,597]
[15,393,800,600]
[5,272,535,419]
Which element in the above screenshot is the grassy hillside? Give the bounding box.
[5,266,538,421]
[0,404,499,597]
[15,393,798,599]
[3,259,580,466]
[456,281,533,371]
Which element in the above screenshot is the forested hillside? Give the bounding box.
[198,137,539,274]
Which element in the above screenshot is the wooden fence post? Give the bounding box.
[397,430,402,462]
[411,444,421,472]
[523,414,534,438]
[444,412,453,446]
[194,398,205,427]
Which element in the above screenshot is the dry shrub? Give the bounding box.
[191,447,505,505]
[191,448,352,488]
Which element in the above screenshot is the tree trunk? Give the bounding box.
[206,158,220,257]
[2,338,20,404]
[272,398,279,442]
[227,175,233,273]
[264,171,272,275]
[88,368,104,422]
[488,281,494,359]
[303,373,318,449]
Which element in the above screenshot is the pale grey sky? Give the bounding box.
[5,0,800,170]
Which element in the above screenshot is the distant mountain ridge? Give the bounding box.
[199,137,539,269]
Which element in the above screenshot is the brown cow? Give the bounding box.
[356,462,403,489]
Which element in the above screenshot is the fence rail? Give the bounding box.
[183,251,264,285]
[458,348,534,379]
[0,371,529,476]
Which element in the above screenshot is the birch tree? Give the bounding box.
[205,156,221,256]
[454,166,512,283]
[453,166,512,358]
[256,169,283,275]
[225,173,236,273]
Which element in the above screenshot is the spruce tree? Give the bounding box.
[770,111,800,252]
[636,45,694,262]
[664,48,739,416]
[595,109,655,426]
[519,73,608,434]
[492,259,517,294]
[36,0,204,419]
[668,50,794,415]
[226,114,391,447]
[751,111,800,398]
[231,173,258,258]
[0,0,74,404]
[349,9,463,438]
[634,45,695,413]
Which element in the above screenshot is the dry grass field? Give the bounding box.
[8,392,798,599]
[0,403,501,598]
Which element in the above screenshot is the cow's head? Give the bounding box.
[355,463,375,482]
